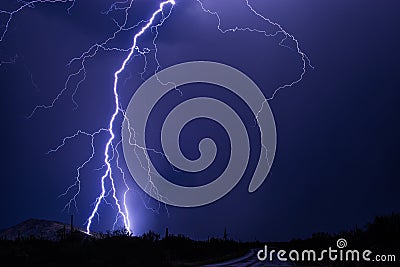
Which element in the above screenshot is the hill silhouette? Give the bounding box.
[0,218,87,241]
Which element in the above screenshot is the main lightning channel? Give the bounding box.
[85,0,175,235]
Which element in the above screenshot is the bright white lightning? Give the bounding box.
[85,0,176,235]
[1,0,175,234]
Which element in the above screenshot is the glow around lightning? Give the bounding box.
[0,0,310,235]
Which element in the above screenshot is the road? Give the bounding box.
[202,249,296,267]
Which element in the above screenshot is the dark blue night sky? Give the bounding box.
[0,0,399,241]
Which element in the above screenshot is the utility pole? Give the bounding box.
[223,227,227,242]
[70,215,74,234]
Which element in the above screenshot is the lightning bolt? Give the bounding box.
[1,0,310,236]
[196,0,312,100]
[85,0,176,235]
[47,128,108,213]
[196,0,313,167]
[0,1,75,43]
[1,0,175,234]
